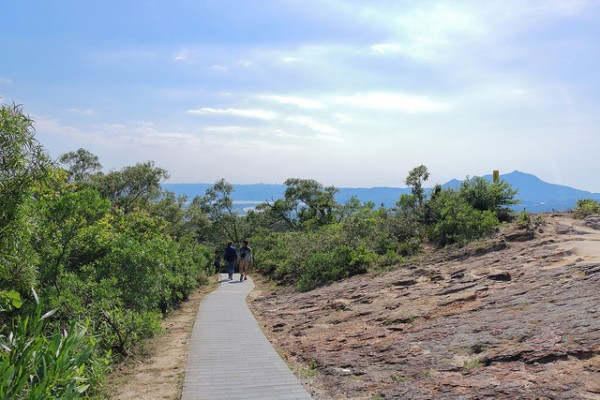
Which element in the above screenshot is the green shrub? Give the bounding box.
[429,196,499,246]
[0,290,98,399]
[296,244,376,292]
[573,198,600,219]
[97,308,162,355]
[459,176,518,222]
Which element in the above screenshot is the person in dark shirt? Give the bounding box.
[223,241,238,280]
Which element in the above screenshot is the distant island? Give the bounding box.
[163,170,600,213]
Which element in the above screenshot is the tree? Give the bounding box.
[0,104,52,293]
[459,176,518,222]
[92,161,169,213]
[427,190,499,246]
[0,104,51,230]
[405,165,429,207]
[59,148,102,183]
[255,197,300,231]
[283,178,339,228]
[194,179,242,244]
[35,188,111,291]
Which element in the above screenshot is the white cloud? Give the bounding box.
[264,129,304,139]
[210,65,228,73]
[174,48,192,61]
[237,59,254,68]
[264,95,325,109]
[524,0,589,17]
[187,107,277,121]
[286,116,338,135]
[333,113,353,124]
[370,43,403,55]
[337,92,448,113]
[204,126,253,134]
[67,107,94,115]
[0,77,13,85]
[35,116,85,139]
[35,116,201,150]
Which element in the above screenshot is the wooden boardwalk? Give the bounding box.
[181,274,312,399]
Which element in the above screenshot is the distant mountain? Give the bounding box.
[162,171,600,213]
[445,170,600,212]
[487,171,598,203]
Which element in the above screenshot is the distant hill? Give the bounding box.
[444,170,600,212]
[162,171,600,213]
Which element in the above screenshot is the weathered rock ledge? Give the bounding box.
[250,214,600,399]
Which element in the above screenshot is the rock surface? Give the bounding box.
[249,214,600,399]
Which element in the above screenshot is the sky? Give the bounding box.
[2,0,600,191]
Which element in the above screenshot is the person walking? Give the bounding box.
[238,240,253,281]
[212,250,221,275]
[223,241,238,280]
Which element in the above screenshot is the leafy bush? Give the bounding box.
[428,192,499,246]
[459,177,518,222]
[296,244,376,292]
[1,103,214,397]
[573,198,600,219]
[0,290,100,399]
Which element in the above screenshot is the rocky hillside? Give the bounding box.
[250,214,600,399]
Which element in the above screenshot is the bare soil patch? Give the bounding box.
[104,281,216,400]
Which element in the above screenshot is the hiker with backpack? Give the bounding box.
[224,241,238,280]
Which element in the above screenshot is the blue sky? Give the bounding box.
[2,0,600,191]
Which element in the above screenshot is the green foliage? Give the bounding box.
[195,179,244,243]
[0,291,23,333]
[296,244,376,292]
[0,212,39,294]
[252,223,379,291]
[254,178,340,231]
[405,165,429,206]
[1,104,213,397]
[428,191,499,246]
[0,291,23,312]
[251,170,519,289]
[0,104,51,296]
[59,148,102,184]
[0,290,99,399]
[459,176,518,222]
[283,178,339,228]
[573,198,600,219]
[517,211,531,229]
[0,104,51,229]
[35,188,111,288]
[91,161,168,213]
[98,308,162,356]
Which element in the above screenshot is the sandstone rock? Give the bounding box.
[555,224,573,234]
[504,228,535,242]
[584,214,600,230]
[487,270,512,281]
[250,215,600,400]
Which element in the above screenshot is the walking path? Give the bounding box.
[181,274,313,400]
